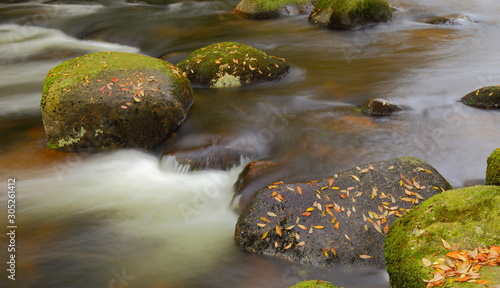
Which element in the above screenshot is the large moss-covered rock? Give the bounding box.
[235,157,452,268]
[487,148,500,185]
[461,86,500,109]
[177,42,290,88]
[308,0,392,30]
[234,0,313,19]
[385,185,500,288]
[41,52,193,151]
[290,280,341,288]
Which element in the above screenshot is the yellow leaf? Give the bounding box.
[267,212,277,217]
[260,217,271,223]
[284,243,292,249]
[261,230,269,239]
[257,223,266,228]
[312,226,325,229]
[322,248,329,257]
[298,224,307,230]
[350,175,360,181]
[359,255,372,259]
[306,207,315,212]
[275,225,282,237]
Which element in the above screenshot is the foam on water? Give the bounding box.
[9,150,242,283]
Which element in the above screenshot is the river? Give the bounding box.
[1,0,500,287]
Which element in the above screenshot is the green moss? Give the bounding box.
[40,52,193,151]
[486,148,500,185]
[309,0,392,29]
[234,0,311,18]
[255,0,308,11]
[385,185,500,288]
[177,42,289,88]
[290,280,341,288]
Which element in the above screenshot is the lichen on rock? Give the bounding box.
[308,0,393,30]
[176,42,290,88]
[40,51,194,151]
[385,185,500,288]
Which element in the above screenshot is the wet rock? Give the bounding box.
[425,14,474,25]
[487,148,500,185]
[358,98,402,116]
[235,157,452,268]
[176,42,290,88]
[385,185,500,288]
[164,134,255,170]
[290,280,340,288]
[40,52,193,151]
[233,160,286,210]
[234,0,313,19]
[461,86,500,109]
[308,0,392,30]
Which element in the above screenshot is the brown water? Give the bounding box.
[1,0,500,287]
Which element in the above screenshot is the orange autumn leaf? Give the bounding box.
[446,251,462,260]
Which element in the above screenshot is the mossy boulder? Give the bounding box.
[308,0,392,30]
[176,42,290,88]
[234,0,313,19]
[358,98,402,116]
[461,86,500,109]
[385,185,500,288]
[290,279,341,288]
[40,52,193,151]
[235,157,452,268]
[487,148,500,185]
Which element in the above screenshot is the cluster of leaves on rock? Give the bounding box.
[423,240,500,287]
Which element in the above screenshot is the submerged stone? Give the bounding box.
[40,52,193,151]
[461,86,500,109]
[308,0,392,30]
[176,42,290,88]
[235,157,451,268]
[487,148,500,185]
[425,14,474,25]
[359,98,402,116]
[234,0,313,19]
[385,185,500,288]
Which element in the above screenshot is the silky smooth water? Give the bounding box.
[1,0,500,287]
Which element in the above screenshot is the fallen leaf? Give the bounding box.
[261,230,269,240]
[441,239,452,250]
[275,225,282,237]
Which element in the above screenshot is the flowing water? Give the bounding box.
[1,0,500,287]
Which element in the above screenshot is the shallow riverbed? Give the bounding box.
[1,0,500,287]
